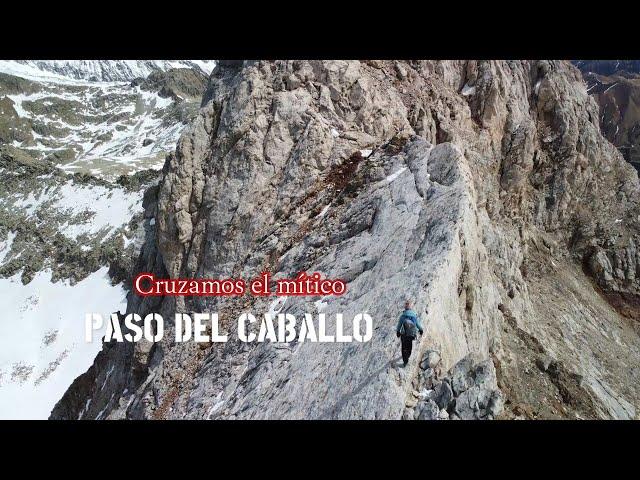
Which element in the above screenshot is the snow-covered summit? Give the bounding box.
[0,60,216,83]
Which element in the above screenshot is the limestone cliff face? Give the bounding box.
[52,60,640,420]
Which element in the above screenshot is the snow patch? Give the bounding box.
[461,83,476,96]
[0,267,127,419]
[206,391,225,418]
[534,80,542,95]
[385,167,407,183]
[318,205,331,218]
[0,232,16,265]
[11,180,143,241]
[314,298,329,312]
[0,60,213,178]
[360,149,373,158]
[0,60,216,84]
[267,297,288,318]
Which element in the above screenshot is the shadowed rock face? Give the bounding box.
[573,60,640,77]
[52,60,640,420]
[573,61,640,171]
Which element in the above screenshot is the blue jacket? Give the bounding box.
[396,309,424,335]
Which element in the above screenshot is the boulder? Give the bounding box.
[450,356,475,395]
[432,381,454,410]
[588,249,615,285]
[420,350,441,370]
[417,399,440,420]
[418,368,436,389]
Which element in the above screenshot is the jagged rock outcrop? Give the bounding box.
[131,68,208,101]
[51,60,640,420]
[404,351,503,420]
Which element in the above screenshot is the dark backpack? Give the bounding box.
[402,315,417,338]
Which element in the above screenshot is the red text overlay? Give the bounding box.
[133,271,346,297]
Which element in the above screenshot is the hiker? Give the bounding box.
[396,300,424,366]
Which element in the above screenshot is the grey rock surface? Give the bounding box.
[421,350,441,370]
[417,400,441,420]
[432,380,453,410]
[405,352,503,420]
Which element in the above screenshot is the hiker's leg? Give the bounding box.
[406,338,413,362]
[401,337,411,364]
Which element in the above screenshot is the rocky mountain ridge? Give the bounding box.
[51,60,640,420]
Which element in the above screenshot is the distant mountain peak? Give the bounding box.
[0,60,217,83]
